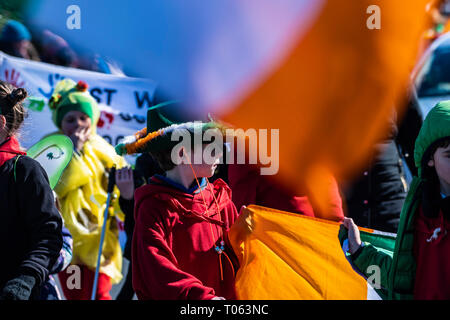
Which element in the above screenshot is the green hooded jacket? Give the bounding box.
[352,100,450,299]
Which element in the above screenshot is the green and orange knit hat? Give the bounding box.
[48,78,100,129]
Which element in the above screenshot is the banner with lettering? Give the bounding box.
[0,51,157,163]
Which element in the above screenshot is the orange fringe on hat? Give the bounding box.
[125,128,164,155]
[134,127,148,140]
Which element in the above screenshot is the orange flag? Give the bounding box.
[221,0,433,217]
[229,205,393,299]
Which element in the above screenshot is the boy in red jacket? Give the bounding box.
[115,104,238,300]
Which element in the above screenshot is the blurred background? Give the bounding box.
[2,0,450,300]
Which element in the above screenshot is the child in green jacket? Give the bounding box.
[344,100,450,300]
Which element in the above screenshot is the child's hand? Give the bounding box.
[70,126,91,152]
[342,217,362,254]
[115,167,135,200]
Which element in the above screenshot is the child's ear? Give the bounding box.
[428,158,435,167]
[0,115,6,132]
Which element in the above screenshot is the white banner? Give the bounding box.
[0,51,157,163]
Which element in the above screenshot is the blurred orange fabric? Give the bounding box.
[222,0,432,219]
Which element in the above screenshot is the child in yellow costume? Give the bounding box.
[47,79,127,300]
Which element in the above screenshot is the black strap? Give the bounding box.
[14,155,22,183]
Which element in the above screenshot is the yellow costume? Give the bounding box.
[54,133,127,284]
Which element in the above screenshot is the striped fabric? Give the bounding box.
[229,205,396,300]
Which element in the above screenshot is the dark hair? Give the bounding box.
[150,149,177,171]
[430,139,450,155]
[149,128,220,172]
[421,137,450,217]
[0,80,28,136]
[149,133,199,172]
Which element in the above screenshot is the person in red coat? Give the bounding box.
[228,164,344,222]
[115,105,238,300]
[133,174,238,299]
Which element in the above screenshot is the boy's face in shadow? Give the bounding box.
[183,143,223,178]
[428,144,450,193]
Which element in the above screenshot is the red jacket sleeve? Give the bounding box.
[227,163,258,212]
[132,198,217,300]
[310,175,345,222]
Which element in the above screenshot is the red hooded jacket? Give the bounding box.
[132,176,238,300]
[413,206,450,299]
[0,136,26,167]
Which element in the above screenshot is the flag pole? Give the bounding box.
[91,166,116,300]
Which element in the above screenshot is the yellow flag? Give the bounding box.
[229,205,376,300]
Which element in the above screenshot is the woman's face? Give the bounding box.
[61,110,91,137]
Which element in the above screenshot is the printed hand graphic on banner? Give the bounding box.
[3,69,25,88]
[97,110,115,129]
[25,96,46,112]
[38,73,65,98]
